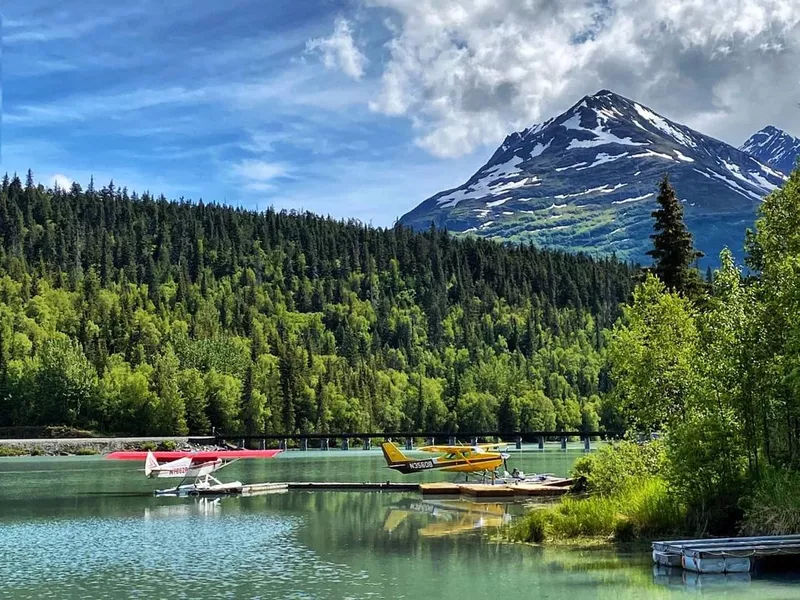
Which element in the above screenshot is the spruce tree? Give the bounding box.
[647,175,703,296]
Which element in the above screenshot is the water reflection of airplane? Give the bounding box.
[383,499,513,537]
[143,497,222,520]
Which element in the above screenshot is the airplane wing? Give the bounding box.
[416,445,463,454]
[417,444,507,454]
[107,449,282,461]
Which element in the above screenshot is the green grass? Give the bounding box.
[508,477,685,543]
[0,446,27,457]
[74,447,99,456]
[741,469,800,536]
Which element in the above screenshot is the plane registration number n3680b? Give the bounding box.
[408,460,435,470]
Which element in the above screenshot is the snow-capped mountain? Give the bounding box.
[740,126,800,175]
[400,90,787,264]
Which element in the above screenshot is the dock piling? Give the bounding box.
[405,437,413,451]
[300,438,308,451]
[583,436,591,451]
[538,437,544,450]
[362,437,371,450]
[321,437,329,451]
[448,435,456,446]
[515,436,522,450]
[342,437,349,450]
[561,437,567,450]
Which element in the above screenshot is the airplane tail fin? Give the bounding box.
[381,442,408,466]
[144,451,159,477]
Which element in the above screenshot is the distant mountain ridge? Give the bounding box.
[400,90,787,264]
[740,125,800,175]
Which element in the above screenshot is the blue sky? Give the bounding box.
[3,0,798,225]
[1,0,486,226]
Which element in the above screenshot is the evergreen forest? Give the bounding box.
[0,171,635,436]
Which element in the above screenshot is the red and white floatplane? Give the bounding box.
[107,449,282,497]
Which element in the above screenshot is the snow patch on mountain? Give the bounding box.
[633,103,697,148]
[554,183,627,199]
[613,193,654,205]
[562,113,647,149]
[555,162,589,171]
[577,152,628,170]
[631,150,675,161]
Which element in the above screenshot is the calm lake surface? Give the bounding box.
[2,446,800,599]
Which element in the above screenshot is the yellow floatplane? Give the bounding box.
[381,441,509,481]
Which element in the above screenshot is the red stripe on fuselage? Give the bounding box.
[106,450,282,461]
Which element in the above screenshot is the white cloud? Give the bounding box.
[357,0,800,157]
[51,173,74,190]
[306,17,368,80]
[231,159,291,192]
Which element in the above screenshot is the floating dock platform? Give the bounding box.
[179,479,572,498]
[286,481,420,492]
[420,479,573,498]
[653,535,800,573]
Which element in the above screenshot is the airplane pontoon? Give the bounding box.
[107,449,282,496]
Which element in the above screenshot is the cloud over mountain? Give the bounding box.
[337,0,800,158]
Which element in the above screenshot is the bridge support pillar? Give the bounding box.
[448,435,456,446]
[259,439,265,450]
[363,438,371,450]
[471,436,478,446]
[322,438,329,451]
[427,436,435,447]
[538,436,545,451]
[342,437,350,450]
[405,437,413,451]
[561,437,567,450]
[300,438,308,451]
[278,439,285,451]
[584,437,591,452]
[515,436,522,450]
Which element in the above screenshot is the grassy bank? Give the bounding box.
[508,441,686,544]
[509,477,685,543]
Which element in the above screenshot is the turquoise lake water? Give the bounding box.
[2,446,800,599]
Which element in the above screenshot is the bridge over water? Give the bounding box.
[207,431,622,452]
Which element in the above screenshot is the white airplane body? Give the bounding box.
[144,452,223,479]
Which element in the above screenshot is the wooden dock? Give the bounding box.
[420,480,572,498]
[653,535,800,573]
[286,481,420,491]
[184,479,572,498]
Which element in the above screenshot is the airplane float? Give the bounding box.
[106,449,282,496]
[380,441,510,481]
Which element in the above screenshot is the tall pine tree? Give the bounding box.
[647,175,703,296]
